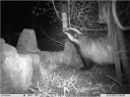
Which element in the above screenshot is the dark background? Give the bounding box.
[1,1,63,50]
[2,1,37,46]
[1,1,130,52]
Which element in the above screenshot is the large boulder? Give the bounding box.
[1,40,33,93]
[16,28,40,52]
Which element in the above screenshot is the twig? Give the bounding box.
[106,75,130,87]
[28,87,39,93]
[52,0,62,22]
[40,26,64,47]
[68,0,71,27]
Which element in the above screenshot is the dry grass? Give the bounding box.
[27,63,119,97]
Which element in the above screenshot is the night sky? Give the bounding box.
[1,1,130,49]
[1,1,55,47]
[2,1,36,34]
